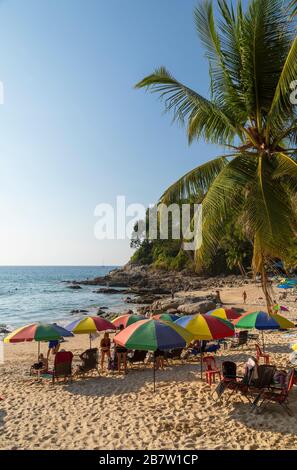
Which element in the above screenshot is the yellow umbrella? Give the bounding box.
[175,314,234,378]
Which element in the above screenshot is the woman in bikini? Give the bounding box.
[100,332,111,370]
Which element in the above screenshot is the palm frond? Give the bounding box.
[267,35,297,132]
[160,155,232,205]
[135,67,238,144]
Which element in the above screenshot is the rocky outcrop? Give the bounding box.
[67,264,251,293]
[93,288,123,294]
[177,301,216,315]
[135,294,217,316]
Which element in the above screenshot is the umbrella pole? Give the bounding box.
[37,341,40,361]
[153,354,156,393]
[200,352,203,380]
[89,333,92,349]
[262,331,265,352]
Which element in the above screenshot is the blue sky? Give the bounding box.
[0,0,243,265]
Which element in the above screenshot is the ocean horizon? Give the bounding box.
[0,265,126,329]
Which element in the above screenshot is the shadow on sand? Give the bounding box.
[228,392,297,436]
[53,363,201,398]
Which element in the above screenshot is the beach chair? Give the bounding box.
[255,344,270,365]
[252,368,295,415]
[236,364,276,404]
[203,356,221,386]
[164,348,184,363]
[212,361,243,401]
[77,348,100,376]
[52,351,73,384]
[127,350,147,368]
[230,330,248,348]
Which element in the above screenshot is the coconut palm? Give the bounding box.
[135,0,297,312]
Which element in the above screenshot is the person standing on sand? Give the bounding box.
[100,332,111,370]
[171,288,175,299]
[114,325,127,374]
[47,339,60,360]
[215,290,222,304]
[243,291,247,304]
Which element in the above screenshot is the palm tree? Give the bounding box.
[135,0,297,312]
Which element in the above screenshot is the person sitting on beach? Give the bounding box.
[114,325,128,374]
[243,357,258,385]
[31,354,49,375]
[154,349,165,370]
[100,332,111,370]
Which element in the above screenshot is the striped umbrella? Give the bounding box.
[112,313,144,328]
[153,313,180,322]
[175,314,235,378]
[114,319,193,391]
[206,308,241,321]
[4,323,74,358]
[233,311,295,350]
[66,316,116,348]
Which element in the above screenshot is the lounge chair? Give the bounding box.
[230,330,248,348]
[76,348,100,376]
[212,361,243,401]
[252,368,295,415]
[127,350,147,368]
[236,364,276,404]
[52,351,73,384]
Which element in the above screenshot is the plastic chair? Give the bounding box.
[203,356,221,386]
[255,344,270,365]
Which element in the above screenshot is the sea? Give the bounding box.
[0,266,128,330]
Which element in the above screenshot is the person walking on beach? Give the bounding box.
[215,290,222,305]
[243,290,247,304]
[100,332,111,370]
[114,325,127,374]
[171,288,175,300]
[154,349,165,370]
[47,339,60,360]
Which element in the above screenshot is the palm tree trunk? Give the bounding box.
[260,263,274,314]
[252,235,274,314]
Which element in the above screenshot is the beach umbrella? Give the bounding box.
[112,313,144,328]
[205,308,241,321]
[4,323,74,358]
[175,314,235,378]
[152,313,180,322]
[114,319,193,391]
[233,311,295,351]
[285,279,297,285]
[66,316,116,348]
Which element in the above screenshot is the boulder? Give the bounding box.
[177,301,216,315]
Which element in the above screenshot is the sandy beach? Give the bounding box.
[1,282,297,450]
